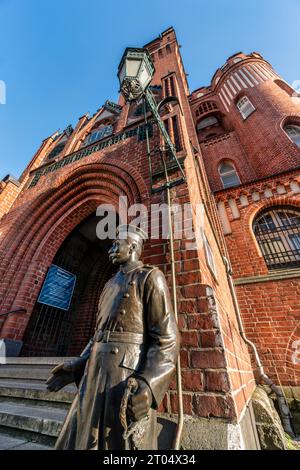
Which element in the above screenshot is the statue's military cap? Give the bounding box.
[116,224,148,244]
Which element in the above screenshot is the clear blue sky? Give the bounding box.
[1,0,300,179]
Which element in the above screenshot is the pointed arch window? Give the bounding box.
[219,161,240,189]
[253,207,300,269]
[83,124,113,146]
[284,124,300,147]
[47,142,66,160]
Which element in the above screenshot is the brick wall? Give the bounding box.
[214,173,300,385]
[0,177,21,219]
[236,278,300,386]
[194,50,300,387]
[190,52,300,191]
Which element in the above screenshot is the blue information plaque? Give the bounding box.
[38,264,76,311]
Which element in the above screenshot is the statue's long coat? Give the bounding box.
[55,262,179,450]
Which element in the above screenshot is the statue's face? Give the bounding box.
[108,238,134,265]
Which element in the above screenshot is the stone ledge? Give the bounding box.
[234,268,300,285]
[0,384,75,404]
[2,357,76,365]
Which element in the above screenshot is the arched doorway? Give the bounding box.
[0,160,148,350]
[21,213,117,357]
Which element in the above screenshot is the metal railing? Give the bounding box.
[255,222,300,270]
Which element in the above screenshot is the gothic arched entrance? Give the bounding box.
[21,213,117,357]
[0,160,149,354]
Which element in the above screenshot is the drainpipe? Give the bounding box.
[223,256,295,438]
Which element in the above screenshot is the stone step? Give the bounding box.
[0,430,53,450]
[0,400,67,437]
[0,379,76,404]
[0,424,56,449]
[0,358,76,383]
[0,358,76,445]
[3,357,75,365]
[0,392,72,410]
[0,365,62,381]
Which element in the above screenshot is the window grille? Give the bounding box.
[253,208,300,269]
[197,101,218,116]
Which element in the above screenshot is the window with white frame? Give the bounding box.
[219,161,240,189]
[204,235,217,277]
[236,96,256,119]
[284,124,300,147]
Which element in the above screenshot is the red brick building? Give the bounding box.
[189,50,300,391]
[0,27,299,448]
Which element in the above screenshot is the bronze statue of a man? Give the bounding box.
[47,224,180,450]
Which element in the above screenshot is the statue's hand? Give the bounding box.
[127,379,152,421]
[46,361,75,392]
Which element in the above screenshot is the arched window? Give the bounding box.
[83,124,113,146]
[253,207,300,269]
[47,142,66,160]
[284,124,300,147]
[236,96,255,120]
[219,161,240,188]
[274,79,296,97]
[197,101,218,116]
